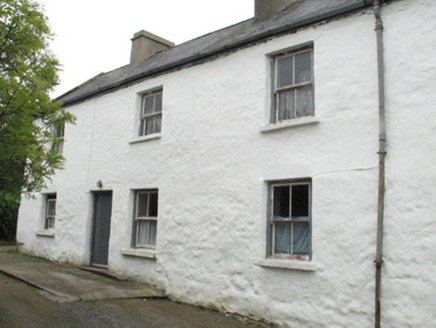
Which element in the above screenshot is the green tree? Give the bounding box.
[0,0,74,198]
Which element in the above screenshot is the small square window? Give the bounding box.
[139,90,162,136]
[267,180,312,260]
[133,190,158,248]
[45,194,57,229]
[271,46,314,123]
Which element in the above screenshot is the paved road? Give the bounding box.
[0,247,272,328]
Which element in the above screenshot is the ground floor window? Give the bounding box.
[45,193,57,229]
[133,190,158,248]
[267,179,312,260]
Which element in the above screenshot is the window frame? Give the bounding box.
[139,89,163,137]
[132,189,159,249]
[266,179,312,261]
[44,193,57,230]
[51,122,65,154]
[57,123,65,154]
[270,43,314,124]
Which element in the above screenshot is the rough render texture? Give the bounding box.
[17,1,436,327]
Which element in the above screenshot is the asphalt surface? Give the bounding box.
[0,246,273,328]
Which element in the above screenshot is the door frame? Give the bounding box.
[90,190,113,268]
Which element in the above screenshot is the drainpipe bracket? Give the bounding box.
[374,23,384,32]
[374,259,384,266]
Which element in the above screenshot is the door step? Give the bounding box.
[79,266,126,281]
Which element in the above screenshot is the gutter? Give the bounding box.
[61,1,374,107]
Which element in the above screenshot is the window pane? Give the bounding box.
[47,199,56,217]
[278,90,294,121]
[47,217,55,229]
[57,141,64,154]
[154,114,162,133]
[293,222,310,255]
[295,51,312,84]
[273,186,290,218]
[137,193,149,217]
[145,116,155,135]
[296,85,313,117]
[137,220,157,246]
[46,197,56,229]
[291,184,309,217]
[274,222,291,254]
[148,220,157,245]
[56,123,65,138]
[140,118,146,136]
[154,93,162,113]
[144,95,154,115]
[137,220,148,245]
[277,55,294,88]
[148,192,158,217]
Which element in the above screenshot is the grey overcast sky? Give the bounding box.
[36,0,254,98]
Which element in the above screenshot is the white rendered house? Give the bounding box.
[17,1,436,327]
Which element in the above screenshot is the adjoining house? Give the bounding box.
[17,0,436,327]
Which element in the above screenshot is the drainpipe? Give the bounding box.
[373,0,386,327]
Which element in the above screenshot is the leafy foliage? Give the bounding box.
[0,0,75,196]
[0,192,19,242]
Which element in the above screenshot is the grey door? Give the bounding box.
[91,192,112,267]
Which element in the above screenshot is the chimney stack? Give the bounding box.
[255,0,300,19]
[130,30,174,64]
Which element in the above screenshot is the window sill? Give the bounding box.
[36,230,55,238]
[121,248,157,260]
[129,133,161,144]
[259,116,319,133]
[255,258,317,272]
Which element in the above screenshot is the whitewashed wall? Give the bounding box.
[381,0,436,327]
[17,1,436,327]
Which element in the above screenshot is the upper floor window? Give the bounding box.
[268,179,312,260]
[45,193,57,229]
[51,122,65,154]
[55,122,65,154]
[139,90,162,136]
[271,45,314,123]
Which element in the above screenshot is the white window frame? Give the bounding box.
[267,179,312,261]
[133,190,158,248]
[270,44,314,123]
[139,90,162,137]
[45,194,56,229]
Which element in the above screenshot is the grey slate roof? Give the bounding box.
[58,0,373,106]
